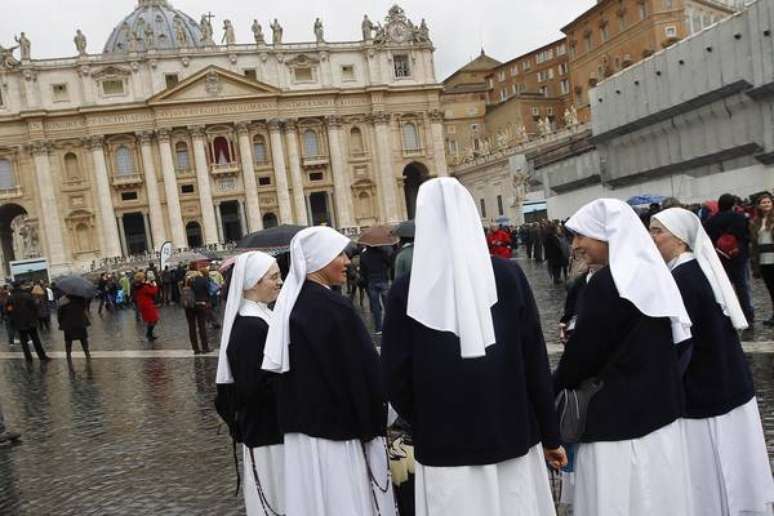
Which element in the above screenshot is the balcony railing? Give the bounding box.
[0,185,22,200]
[402,146,424,158]
[111,174,144,189]
[301,154,329,168]
[175,167,194,178]
[210,162,240,177]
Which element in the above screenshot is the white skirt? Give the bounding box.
[682,397,774,516]
[574,420,693,516]
[243,444,285,516]
[283,433,397,516]
[414,444,556,516]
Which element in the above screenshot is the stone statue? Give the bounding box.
[314,18,324,44]
[15,32,30,60]
[199,14,214,45]
[361,15,375,41]
[568,105,579,127]
[518,125,528,141]
[74,29,87,56]
[14,216,40,259]
[143,25,155,49]
[252,19,265,45]
[271,19,283,45]
[128,33,139,52]
[0,44,19,69]
[222,19,235,45]
[174,16,189,46]
[418,19,430,43]
[373,23,386,45]
[539,117,552,136]
[135,17,147,41]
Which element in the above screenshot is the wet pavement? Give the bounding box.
[0,255,771,515]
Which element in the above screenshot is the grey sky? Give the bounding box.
[0,0,595,80]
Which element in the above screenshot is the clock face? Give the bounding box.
[388,21,409,42]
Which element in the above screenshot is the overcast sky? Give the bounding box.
[0,0,596,80]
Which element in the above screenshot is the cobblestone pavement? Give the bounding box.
[0,256,771,514]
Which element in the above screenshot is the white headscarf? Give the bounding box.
[408,177,498,358]
[653,208,748,330]
[566,198,692,344]
[215,251,276,384]
[261,226,351,373]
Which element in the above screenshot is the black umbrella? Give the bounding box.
[55,275,98,299]
[237,224,307,251]
[393,220,415,239]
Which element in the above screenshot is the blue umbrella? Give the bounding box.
[626,194,666,207]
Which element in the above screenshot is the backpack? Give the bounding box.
[715,233,740,260]
[181,285,196,309]
[207,278,221,297]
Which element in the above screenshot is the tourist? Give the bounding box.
[134,272,159,342]
[359,244,392,335]
[5,281,49,361]
[650,208,774,515]
[554,198,693,515]
[31,283,50,332]
[705,193,755,325]
[532,222,544,262]
[544,221,569,285]
[118,271,131,309]
[751,191,774,326]
[381,178,565,516]
[0,285,15,345]
[393,236,414,279]
[215,251,284,516]
[96,273,110,314]
[0,399,21,448]
[521,224,534,259]
[160,266,172,305]
[486,224,512,258]
[262,226,395,516]
[57,294,91,360]
[182,266,210,354]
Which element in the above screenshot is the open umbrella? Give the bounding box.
[237,224,307,251]
[55,275,98,299]
[358,224,399,247]
[626,194,666,207]
[166,251,211,265]
[392,220,415,239]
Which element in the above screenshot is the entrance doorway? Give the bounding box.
[186,222,202,248]
[402,162,429,220]
[219,201,243,243]
[122,212,148,255]
[309,192,332,226]
[262,212,278,229]
[0,203,28,275]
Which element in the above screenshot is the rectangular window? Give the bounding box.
[243,69,257,80]
[584,34,593,52]
[531,106,541,116]
[556,44,566,56]
[665,0,673,8]
[619,14,626,31]
[559,63,569,75]
[601,26,609,41]
[101,79,125,96]
[569,46,576,59]
[309,171,324,181]
[510,65,519,76]
[537,70,547,82]
[181,184,194,194]
[393,55,411,78]
[165,73,179,88]
[548,68,554,80]
[639,4,647,19]
[512,84,518,95]
[522,60,531,71]
[540,85,551,97]
[295,67,313,82]
[480,199,486,218]
[258,176,272,186]
[120,191,138,201]
[52,83,69,102]
[498,71,506,81]
[497,195,504,216]
[665,26,677,38]
[500,89,507,101]
[447,139,458,154]
[488,78,494,89]
[341,65,355,81]
[560,79,570,95]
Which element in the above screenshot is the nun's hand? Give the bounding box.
[544,446,568,470]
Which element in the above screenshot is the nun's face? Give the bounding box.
[649,219,687,262]
[315,252,351,286]
[571,234,609,266]
[247,263,283,303]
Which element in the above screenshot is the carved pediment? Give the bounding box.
[285,54,320,68]
[92,65,132,79]
[148,65,280,105]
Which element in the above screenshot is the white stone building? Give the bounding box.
[0,1,448,274]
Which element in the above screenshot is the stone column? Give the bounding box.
[325,116,355,228]
[156,129,187,249]
[267,119,294,224]
[87,136,123,257]
[236,122,263,232]
[283,120,309,225]
[214,201,223,244]
[371,113,401,223]
[142,212,153,252]
[429,110,449,177]
[116,214,127,257]
[29,142,69,270]
[238,200,248,238]
[137,131,167,250]
[189,126,219,245]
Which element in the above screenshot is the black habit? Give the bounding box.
[275,281,387,441]
[672,260,754,419]
[381,257,561,467]
[553,266,684,442]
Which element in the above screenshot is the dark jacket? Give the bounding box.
[553,266,683,442]
[672,260,754,418]
[275,281,387,441]
[705,210,751,262]
[359,246,392,284]
[191,275,211,303]
[6,288,39,330]
[57,296,90,333]
[382,258,560,467]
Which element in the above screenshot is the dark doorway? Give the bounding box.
[186,221,203,248]
[122,212,148,255]
[219,201,243,243]
[262,212,278,229]
[402,162,429,220]
[309,192,331,226]
[0,203,27,275]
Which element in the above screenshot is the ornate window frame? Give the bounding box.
[287,55,320,85]
[92,65,132,99]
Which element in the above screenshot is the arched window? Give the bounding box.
[115,145,135,176]
[0,159,16,189]
[350,127,365,154]
[213,136,231,164]
[262,212,278,229]
[253,135,267,163]
[75,222,91,252]
[186,221,202,248]
[64,152,81,180]
[302,129,319,158]
[175,142,190,170]
[356,191,372,219]
[402,122,420,151]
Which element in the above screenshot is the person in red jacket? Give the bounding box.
[487,225,512,259]
[134,271,160,341]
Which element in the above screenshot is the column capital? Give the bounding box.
[369,112,391,125]
[283,118,298,131]
[428,109,444,122]
[188,125,206,138]
[325,115,343,129]
[235,121,251,135]
[86,135,105,150]
[156,128,172,142]
[136,131,154,145]
[27,140,52,155]
[267,118,285,132]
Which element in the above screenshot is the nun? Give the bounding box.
[261,226,396,516]
[215,251,285,516]
[554,198,694,516]
[650,208,774,515]
[381,178,566,516]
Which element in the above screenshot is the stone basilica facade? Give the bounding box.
[0,1,447,274]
